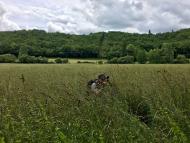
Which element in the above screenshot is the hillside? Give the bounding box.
[0,29,190,60]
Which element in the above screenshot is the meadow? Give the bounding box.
[48,58,107,64]
[0,64,190,143]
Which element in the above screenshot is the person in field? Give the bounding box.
[87,74,110,95]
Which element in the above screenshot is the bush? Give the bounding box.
[36,56,48,63]
[55,58,69,64]
[55,58,62,63]
[77,61,95,64]
[108,56,134,64]
[0,54,17,63]
[174,55,189,64]
[19,55,34,63]
[108,57,118,64]
[19,55,48,63]
[97,61,103,64]
[62,58,69,64]
[117,56,134,64]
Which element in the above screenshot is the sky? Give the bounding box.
[0,0,190,34]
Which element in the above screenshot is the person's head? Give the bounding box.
[98,74,109,84]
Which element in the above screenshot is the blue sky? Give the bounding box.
[0,0,190,34]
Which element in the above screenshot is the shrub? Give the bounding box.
[19,55,48,63]
[97,61,103,64]
[117,56,134,64]
[0,54,17,63]
[19,54,33,63]
[108,57,118,64]
[55,58,62,63]
[55,58,69,64]
[77,61,95,64]
[174,55,189,64]
[36,56,48,63]
[108,56,134,64]
[62,58,69,64]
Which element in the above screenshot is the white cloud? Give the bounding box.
[0,2,20,31]
[0,0,190,33]
[47,22,64,33]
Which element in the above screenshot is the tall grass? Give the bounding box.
[0,64,190,143]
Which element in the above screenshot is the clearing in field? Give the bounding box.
[48,58,107,64]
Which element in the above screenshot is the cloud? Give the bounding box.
[0,0,190,34]
[140,0,190,32]
[0,2,20,31]
[90,0,146,29]
[47,22,64,32]
[0,2,6,16]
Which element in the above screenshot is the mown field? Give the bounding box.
[0,64,190,143]
[48,58,107,64]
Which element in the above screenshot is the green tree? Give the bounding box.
[148,49,161,64]
[125,44,137,57]
[136,49,147,64]
[160,43,174,63]
[18,46,29,58]
[107,48,121,60]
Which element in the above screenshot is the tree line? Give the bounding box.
[0,29,190,63]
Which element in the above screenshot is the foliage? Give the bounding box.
[108,57,118,64]
[0,54,17,63]
[117,56,134,64]
[0,29,190,63]
[174,55,189,64]
[77,61,95,64]
[160,43,175,63]
[125,44,137,57]
[19,54,48,63]
[108,56,135,64]
[55,58,69,64]
[148,49,162,64]
[136,49,147,64]
[55,58,63,63]
[97,60,103,64]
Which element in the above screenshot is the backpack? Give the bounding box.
[87,79,97,88]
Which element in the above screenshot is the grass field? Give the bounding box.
[0,64,190,143]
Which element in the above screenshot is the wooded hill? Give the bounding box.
[0,28,190,63]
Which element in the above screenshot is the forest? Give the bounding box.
[0,28,190,63]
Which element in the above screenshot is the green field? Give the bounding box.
[0,64,190,143]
